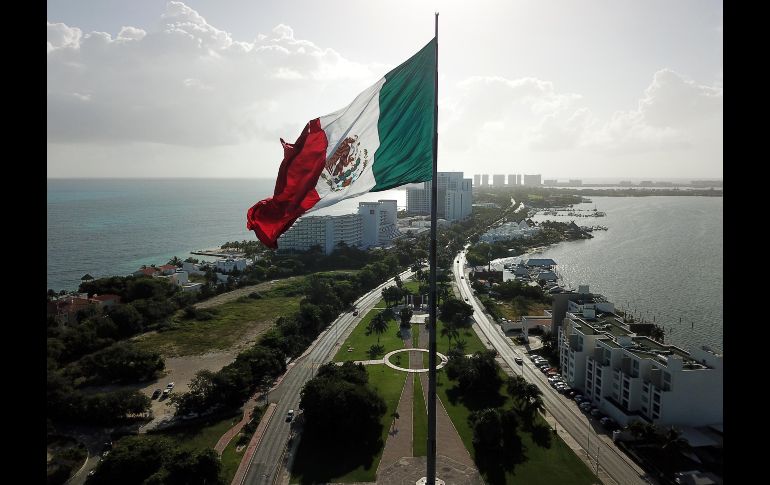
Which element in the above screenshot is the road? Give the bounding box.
[453,251,651,485]
[241,269,414,485]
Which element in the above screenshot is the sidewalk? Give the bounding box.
[376,337,414,474]
[230,403,277,485]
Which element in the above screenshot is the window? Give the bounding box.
[622,390,629,399]
[653,393,660,403]
[612,382,619,390]
[652,403,660,413]
[641,405,648,412]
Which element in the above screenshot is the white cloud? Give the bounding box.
[47,1,383,148]
[442,69,721,157]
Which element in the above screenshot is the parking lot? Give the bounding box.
[528,354,619,434]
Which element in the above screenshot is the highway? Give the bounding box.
[453,251,650,485]
[241,269,413,485]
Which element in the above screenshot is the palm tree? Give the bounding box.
[440,321,459,348]
[167,256,183,267]
[507,375,528,399]
[400,307,413,327]
[453,338,467,354]
[366,313,389,344]
[520,383,544,420]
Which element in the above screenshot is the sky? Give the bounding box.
[47,0,723,180]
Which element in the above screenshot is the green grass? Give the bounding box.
[423,320,489,368]
[152,410,242,452]
[412,324,420,348]
[435,369,596,485]
[219,406,265,483]
[333,300,406,361]
[132,296,301,356]
[412,374,427,457]
[290,365,407,483]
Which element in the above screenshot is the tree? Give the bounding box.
[512,295,530,318]
[399,306,413,327]
[167,256,183,267]
[440,320,460,348]
[366,313,389,344]
[439,298,474,327]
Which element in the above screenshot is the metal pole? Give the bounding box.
[426,11,439,485]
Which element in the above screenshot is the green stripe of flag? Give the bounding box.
[371,38,436,192]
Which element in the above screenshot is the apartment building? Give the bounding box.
[558,298,722,428]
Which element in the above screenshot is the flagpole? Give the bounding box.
[426,11,439,485]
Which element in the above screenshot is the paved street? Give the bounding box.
[241,269,414,485]
[453,251,651,485]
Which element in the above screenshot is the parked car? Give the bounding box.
[573,394,585,402]
[600,417,618,430]
[152,389,162,399]
[460,276,464,279]
[286,409,295,422]
[579,402,592,411]
[514,357,523,365]
[162,388,170,397]
[166,382,175,389]
[590,409,603,418]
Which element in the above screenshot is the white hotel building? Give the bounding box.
[277,200,400,255]
[558,297,723,428]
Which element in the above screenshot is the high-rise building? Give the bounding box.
[473,174,481,187]
[406,172,473,221]
[568,179,582,186]
[544,179,558,186]
[508,174,516,186]
[492,174,505,187]
[516,174,522,185]
[481,174,489,187]
[358,200,399,248]
[523,174,542,186]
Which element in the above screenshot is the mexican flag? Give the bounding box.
[247,38,436,248]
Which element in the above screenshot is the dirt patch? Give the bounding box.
[144,351,240,425]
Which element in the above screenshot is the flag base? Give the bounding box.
[416,478,445,485]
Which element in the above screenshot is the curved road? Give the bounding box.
[453,251,651,485]
[241,269,414,485]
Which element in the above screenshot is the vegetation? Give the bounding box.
[85,435,223,485]
[292,364,405,483]
[47,436,87,485]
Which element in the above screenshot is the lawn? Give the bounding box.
[423,320,489,368]
[333,300,407,362]
[132,295,301,356]
[413,374,427,457]
[219,407,265,483]
[289,365,407,483]
[435,368,596,485]
[152,410,242,452]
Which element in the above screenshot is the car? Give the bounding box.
[352,310,359,316]
[152,389,162,399]
[103,441,113,450]
[166,382,175,389]
[88,470,96,477]
[573,395,585,402]
[579,402,592,411]
[590,409,603,418]
[514,357,523,365]
[456,260,459,263]
[460,276,464,279]
[162,388,170,397]
[464,297,469,301]
[286,409,295,422]
[102,450,110,458]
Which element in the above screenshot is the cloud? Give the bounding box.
[47,1,383,147]
[442,69,722,156]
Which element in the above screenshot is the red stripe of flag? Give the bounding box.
[246,118,328,248]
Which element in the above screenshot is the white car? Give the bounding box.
[286,409,295,422]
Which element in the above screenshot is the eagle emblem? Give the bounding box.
[319,135,369,191]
